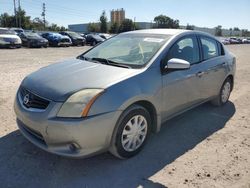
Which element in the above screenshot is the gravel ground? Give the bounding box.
[0,45,249,188]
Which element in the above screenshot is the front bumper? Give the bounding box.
[14,91,121,158]
[29,41,48,47]
[0,42,21,48]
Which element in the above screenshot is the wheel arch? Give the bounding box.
[225,74,234,91]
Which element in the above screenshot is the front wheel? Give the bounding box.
[211,78,232,106]
[110,105,151,159]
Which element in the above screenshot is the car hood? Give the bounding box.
[21,59,138,102]
[0,34,20,39]
[27,36,47,40]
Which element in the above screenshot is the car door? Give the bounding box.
[197,36,227,100]
[161,35,204,120]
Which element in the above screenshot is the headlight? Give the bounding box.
[57,89,104,118]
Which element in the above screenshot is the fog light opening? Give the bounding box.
[69,143,80,152]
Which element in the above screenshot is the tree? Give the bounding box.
[0,13,15,27]
[87,22,99,32]
[215,25,222,36]
[32,17,47,30]
[118,19,134,33]
[109,22,119,33]
[233,27,240,31]
[99,11,107,33]
[0,9,32,29]
[16,9,32,29]
[186,24,195,30]
[153,14,179,28]
[0,8,66,31]
[242,29,250,37]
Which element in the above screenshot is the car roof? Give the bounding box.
[122,29,220,42]
[126,29,188,35]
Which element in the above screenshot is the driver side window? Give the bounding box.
[166,36,200,65]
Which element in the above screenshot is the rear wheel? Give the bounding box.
[27,42,31,48]
[211,78,232,106]
[110,105,151,159]
[92,41,96,46]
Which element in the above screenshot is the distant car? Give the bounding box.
[236,38,242,44]
[85,34,105,46]
[242,38,250,44]
[80,33,86,38]
[10,28,24,35]
[229,37,240,44]
[98,33,112,40]
[41,32,72,47]
[59,31,86,46]
[0,27,22,48]
[19,32,48,48]
[221,38,230,45]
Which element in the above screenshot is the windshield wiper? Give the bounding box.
[78,55,92,61]
[91,57,131,69]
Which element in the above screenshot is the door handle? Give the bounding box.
[196,71,205,77]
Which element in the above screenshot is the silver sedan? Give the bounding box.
[14,29,236,159]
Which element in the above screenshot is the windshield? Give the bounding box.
[92,34,104,40]
[68,32,81,38]
[83,33,170,67]
[49,33,61,37]
[25,32,40,38]
[0,29,16,35]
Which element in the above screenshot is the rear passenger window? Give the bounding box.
[167,36,200,65]
[201,37,219,60]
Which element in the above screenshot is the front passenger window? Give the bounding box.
[167,36,200,64]
[201,37,219,60]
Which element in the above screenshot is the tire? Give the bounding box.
[92,41,96,46]
[211,78,232,106]
[110,105,151,159]
[27,42,31,48]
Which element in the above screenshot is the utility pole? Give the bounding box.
[13,0,18,27]
[41,3,46,30]
[18,0,21,28]
[134,17,136,30]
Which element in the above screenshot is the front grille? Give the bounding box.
[61,38,70,43]
[19,87,50,110]
[4,38,17,42]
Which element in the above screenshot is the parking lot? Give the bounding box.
[0,45,250,187]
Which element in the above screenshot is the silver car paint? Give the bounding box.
[14,29,236,158]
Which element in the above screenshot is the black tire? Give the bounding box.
[92,41,96,46]
[110,105,151,159]
[27,42,31,48]
[211,78,232,106]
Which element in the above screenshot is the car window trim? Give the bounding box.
[198,35,221,61]
[162,34,201,67]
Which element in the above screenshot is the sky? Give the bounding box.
[1,0,250,30]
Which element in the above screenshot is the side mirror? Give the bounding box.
[164,58,190,70]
